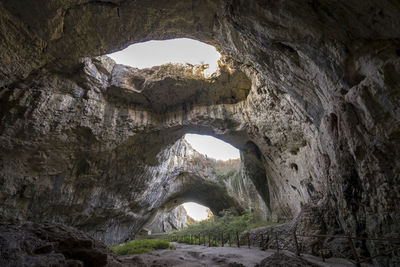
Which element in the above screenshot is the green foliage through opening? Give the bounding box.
[169,210,278,245]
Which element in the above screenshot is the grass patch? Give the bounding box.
[110,239,176,255]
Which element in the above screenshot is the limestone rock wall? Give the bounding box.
[213,2,400,262]
[0,221,122,267]
[144,205,192,234]
[0,0,399,263]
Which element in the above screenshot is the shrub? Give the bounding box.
[169,210,279,245]
[110,239,175,255]
[175,235,220,246]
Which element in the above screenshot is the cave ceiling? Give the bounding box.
[0,2,399,264]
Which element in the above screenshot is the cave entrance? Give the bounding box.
[182,202,212,222]
[142,134,243,234]
[144,202,212,234]
[107,38,221,76]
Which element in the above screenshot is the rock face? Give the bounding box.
[144,155,269,234]
[0,0,399,265]
[0,220,121,267]
[242,203,351,259]
[211,158,270,220]
[144,205,192,233]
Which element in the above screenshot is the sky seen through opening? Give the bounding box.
[182,202,210,221]
[183,134,240,220]
[109,40,236,223]
[184,134,240,161]
[107,38,221,76]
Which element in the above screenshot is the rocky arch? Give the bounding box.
[0,1,399,263]
[157,171,244,215]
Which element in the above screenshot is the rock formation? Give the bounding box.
[0,221,122,267]
[0,0,399,265]
[144,149,269,234]
[144,205,192,233]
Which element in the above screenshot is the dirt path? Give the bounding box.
[119,243,363,266]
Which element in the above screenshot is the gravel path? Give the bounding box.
[119,243,365,266]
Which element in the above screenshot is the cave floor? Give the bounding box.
[118,242,364,267]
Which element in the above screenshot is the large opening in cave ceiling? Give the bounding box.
[184,134,240,161]
[107,38,221,77]
[103,38,250,114]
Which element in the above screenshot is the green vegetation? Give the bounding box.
[110,239,176,255]
[214,165,240,184]
[170,210,278,245]
[176,235,220,246]
[211,159,241,185]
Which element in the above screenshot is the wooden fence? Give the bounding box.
[157,231,400,266]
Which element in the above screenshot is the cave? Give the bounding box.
[0,0,399,266]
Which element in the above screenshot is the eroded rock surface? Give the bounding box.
[0,0,399,265]
[0,221,121,267]
[144,205,193,233]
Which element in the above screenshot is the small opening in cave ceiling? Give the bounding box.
[182,202,212,221]
[184,134,240,161]
[107,38,221,76]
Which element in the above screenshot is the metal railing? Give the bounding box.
[146,230,400,266]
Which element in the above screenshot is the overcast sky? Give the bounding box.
[107,38,220,75]
[182,202,210,221]
[185,134,240,161]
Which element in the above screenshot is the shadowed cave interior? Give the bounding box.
[0,0,399,266]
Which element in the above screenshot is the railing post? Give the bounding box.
[321,248,326,262]
[247,233,251,248]
[236,231,240,248]
[261,234,264,250]
[275,232,279,254]
[209,233,211,247]
[293,230,300,256]
[198,234,200,245]
[347,233,361,267]
[228,233,231,247]
[221,232,224,247]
